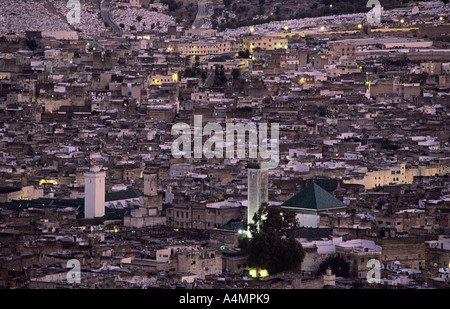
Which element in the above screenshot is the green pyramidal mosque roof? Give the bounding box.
[281,182,346,212]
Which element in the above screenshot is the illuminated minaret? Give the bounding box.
[247,160,268,230]
[84,166,106,219]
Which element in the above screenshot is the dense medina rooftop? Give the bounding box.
[0,0,449,291]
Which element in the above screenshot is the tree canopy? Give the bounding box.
[317,256,350,278]
[239,203,305,275]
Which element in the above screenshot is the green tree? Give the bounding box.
[213,65,227,87]
[240,203,305,275]
[317,256,350,278]
[201,71,207,81]
[231,68,241,80]
[162,0,182,11]
[25,38,37,50]
[238,49,251,59]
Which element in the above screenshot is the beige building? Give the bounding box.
[331,43,356,58]
[0,186,43,203]
[243,36,288,52]
[332,37,432,50]
[336,239,382,279]
[201,59,250,72]
[176,247,222,279]
[420,62,442,75]
[374,236,426,270]
[166,201,246,230]
[149,73,178,85]
[375,209,426,234]
[344,163,450,190]
[177,40,242,56]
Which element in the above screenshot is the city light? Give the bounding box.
[248,268,269,278]
[259,269,269,277]
[39,179,57,186]
[250,27,255,32]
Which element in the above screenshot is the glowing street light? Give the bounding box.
[358,24,363,29]
[400,18,405,24]
[320,26,325,31]
[439,16,444,21]
[284,25,289,31]
[250,26,255,32]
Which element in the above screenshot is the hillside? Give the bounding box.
[168,0,444,30]
[0,0,448,37]
[0,0,175,37]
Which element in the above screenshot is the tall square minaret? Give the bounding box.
[247,162,268,228]
[143,170,158,196]
[84,167,106,219]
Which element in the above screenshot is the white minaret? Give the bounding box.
[84,166,106,219]
[247,162,268,229]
